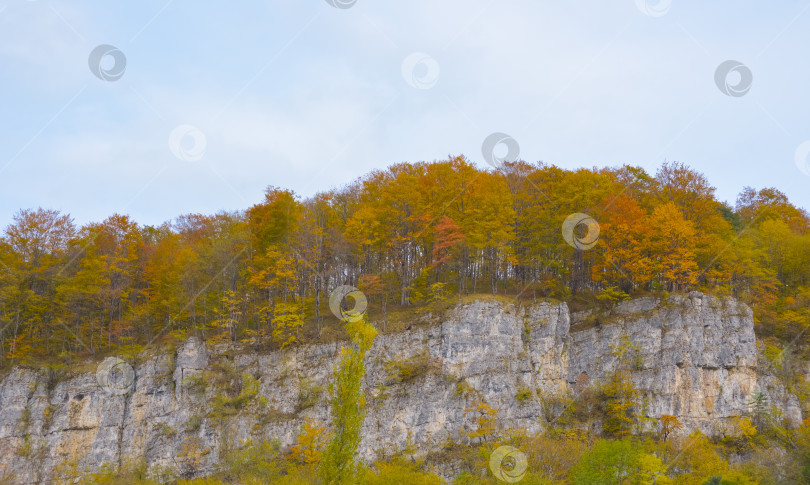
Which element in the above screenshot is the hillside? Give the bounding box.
[3,159,810,483]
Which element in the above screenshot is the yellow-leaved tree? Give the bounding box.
[290,420,327,465]
[660,414,683,441]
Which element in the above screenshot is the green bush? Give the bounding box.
[515,386,533,405]
[186,414,203,432]
[384,352,438,385]
[222,439,286,483]
[570,439,667,485]
[182,372,208,395]
[85,461,160,485]
[209,373,260,419]
[297,379,324,412]
[362,460,444,485]
[455,379,477,399]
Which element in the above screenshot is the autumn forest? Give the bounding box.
[1,157,809,369]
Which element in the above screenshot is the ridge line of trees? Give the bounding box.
[2,156,809,366]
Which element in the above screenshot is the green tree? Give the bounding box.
[319,315,377,484]
[570,439,669,485]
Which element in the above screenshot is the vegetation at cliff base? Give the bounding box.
[78,405,810,483]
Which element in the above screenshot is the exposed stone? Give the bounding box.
[0,293,800,483]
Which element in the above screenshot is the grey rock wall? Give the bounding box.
[0,292,800,483]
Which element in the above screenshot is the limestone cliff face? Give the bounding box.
[0,292,801,483]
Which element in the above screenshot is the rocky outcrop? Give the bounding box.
[0,292,801,483]
[567,294,801,433]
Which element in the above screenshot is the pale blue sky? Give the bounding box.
[2,1,809,228]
